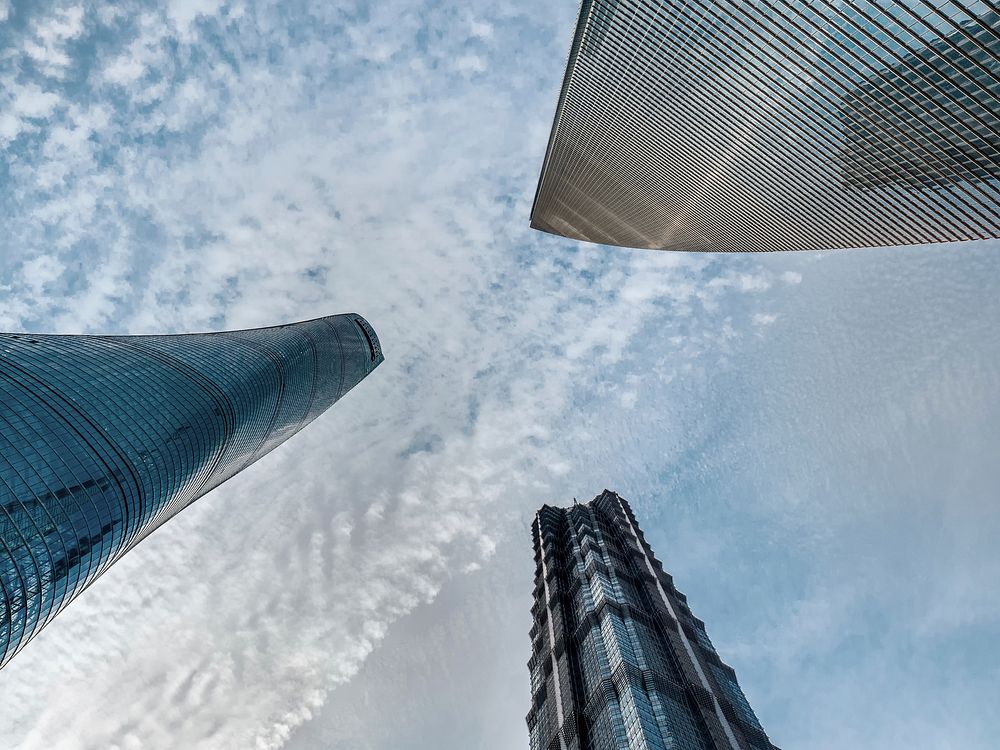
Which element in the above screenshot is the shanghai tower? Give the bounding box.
[0,313,383,669]
[527,491,779,750]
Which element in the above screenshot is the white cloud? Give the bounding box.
[781,270,803,284]
[103,54,147,86]
[166,0,225,38]
[455,54,486,75]
[19,255,65,295]
[0,113,20,143]
[22,5,86,77]
[9,82,62,118]
[468,18,494,41]
[752,312,777,326]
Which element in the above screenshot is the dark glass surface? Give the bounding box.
[0,314,383,668]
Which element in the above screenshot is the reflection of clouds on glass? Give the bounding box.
[839,5,999,188]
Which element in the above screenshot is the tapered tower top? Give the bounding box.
[1,313,383,668]
[527,490,780,749]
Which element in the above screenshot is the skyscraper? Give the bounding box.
[0,314,383,669]
[530,0,999,251]
[527,491,778,750]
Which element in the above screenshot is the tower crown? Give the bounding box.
[526,491,779,749]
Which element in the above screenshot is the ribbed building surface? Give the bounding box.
[0,314,383,668]
[527,491,778,750]
[531,0,1000,252]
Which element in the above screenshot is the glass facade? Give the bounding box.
[526,491,779,750]
[530,0,999,251]
[0,314,383,669]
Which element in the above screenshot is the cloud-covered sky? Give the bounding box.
[0,2,997,749]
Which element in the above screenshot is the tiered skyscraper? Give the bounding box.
[527,491,778,750]
[531,0,999,251]
[0,314,383,668]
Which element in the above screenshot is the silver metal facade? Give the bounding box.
[526,491,779,750]
[531,0,1000,251]
[0,314,383,668]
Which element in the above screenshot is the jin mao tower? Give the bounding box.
[527,491,778,749]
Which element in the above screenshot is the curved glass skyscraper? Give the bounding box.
[0,314,383,668]
[531,0,999,251]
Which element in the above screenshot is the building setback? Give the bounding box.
[0,314,383,668]
[530,0,1000,251]
[527,491,778,749]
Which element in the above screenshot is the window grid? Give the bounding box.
[531,0,1000,251]
[527,492,779,749]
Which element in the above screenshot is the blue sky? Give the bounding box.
[0,2,998,749]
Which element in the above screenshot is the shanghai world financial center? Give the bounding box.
[530,0,998,252]
[3,0,998,748]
